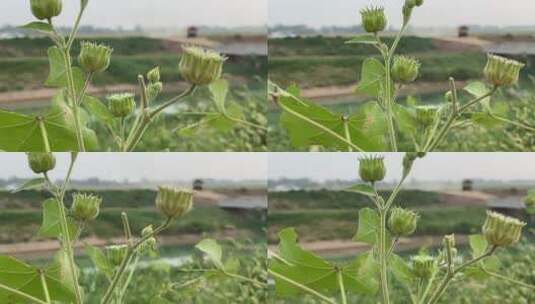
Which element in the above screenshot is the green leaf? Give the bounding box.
[83,95,114,124]
[19,22,54,34]
[345,35,378,45]
[178,103,244,136]
[0,255,75,303]
[356,58,386,98]
[223,257,241,274]
[470,112,504,129]
[85,243,114,278]
[196,239,223,269]
[390,254,414,287]
[278,87,386,151]
[465,234,501,280]
[45,46,85,92]
[11,178,45,193]
[209,79,229,113]
[344,184,375,197]
[353,208,380,245]
[47,248,79,295]
[38,199,79,240]
[271,228,378,296]
[464,81,491,109]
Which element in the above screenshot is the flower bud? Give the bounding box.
[444,91,453,103]
[414,0,424,7]
[139,225,157,254]
[483,54,524,87]
[482,211,526,247]
[402,1,414,24]
[106,245,128,267]
[415,106,439,128]
[155,186,194,219]
[179,46,226,86]
[392,56,420,84]
[71,193,102,222]
[389,207,419,237]
[147,66,160,83]
[79,42,113,74]
[108,93,136,118]
[411,255,436,279]
[30,0,62,21]
[360,6,387,34]
[147,82,163,102]
[358,155,386,183]
[27,152,56,174]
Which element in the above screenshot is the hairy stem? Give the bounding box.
[268,270,337,304]
[39,270,51,304]
[223,271,267,288]
[378,208,390,304]
[342,117,353,152]
[337,270,348,304]
[37,117,51,153]
[483,270,535,290]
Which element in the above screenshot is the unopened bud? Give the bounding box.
[155,186,194,219]
[483,54,524,87]
[445,91,453,103]
[27,152,56,174]
[482,211,525,247]
[147,66,160,83]
[392,56,420,84]
[360,6,387,34]
[71,193,102,222]
[108,93,136,118]
[79,42,113,74]
[389,207,419,237]
[358,155,386,183]
[139,225,157,254]
[415,106,439,128]
[179,46,226,86]
[30,0,62,21]
[411,255,436,279]
[106,245,128,267]
[147,82,163,102]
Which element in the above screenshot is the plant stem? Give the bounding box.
[268,269,337,304]
[37,117,51,153]
[61,47,85,152]
[117,254,140,302]
[378,208,391,304]
[39,270,51,304]
[490,114,535,132]
[123,85,197,151]
[223,271,267,288]
[426,246,497,304]
[0,282,48,304]
[483,270,535,290]
[224,114,268,131]
[337,270,348,304]
[101,218,172,304]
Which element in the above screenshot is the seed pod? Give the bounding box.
[483,54,524,87]
[27,152,56,174]
[71,193,102,222]
[30,0,62,20]
[147,66,161,83]
[482,211,526,247]
[179,46,226,86]
[360,6,387,33]
[389,207,419,237]
[411,255,436,279]
[155,186,194,219]
[415,105,439,128]
[108,93,136,118]
[106,245,128,267]
[146,82,163,102]
[358,155,386,183]
[79,41,113,74]
[392,56,420,84]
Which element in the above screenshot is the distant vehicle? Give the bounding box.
[187,26,199,38]
[193,179,203,191]
[458,26,469,38]
[462,179,473,191]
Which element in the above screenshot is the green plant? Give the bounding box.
[269,0,535,152]
[0,153,262,304]
[0,0,265,152]
[269,153,534,304]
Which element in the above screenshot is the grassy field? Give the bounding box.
[0,37,267,92]
[0,189,265,244]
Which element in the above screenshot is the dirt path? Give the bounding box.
[269,234,470,257]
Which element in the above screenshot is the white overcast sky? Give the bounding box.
[269,0,535,28]
[0,0,267,28]
[269,153,535,182]
[0,153,267,182]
